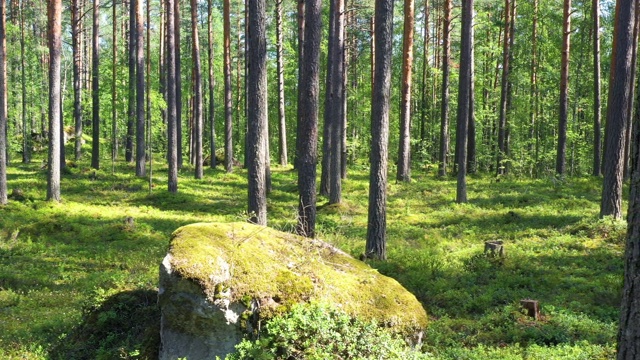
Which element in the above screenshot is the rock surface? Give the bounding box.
[158,222,427,359]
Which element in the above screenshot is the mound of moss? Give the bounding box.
[166,222,427,336]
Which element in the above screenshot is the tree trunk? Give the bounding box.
[397,0,414,182]
[294,0,304,170]
[47,0,62,201]
[191,0,203,179]
[366,0,394,260]
[276,0,287,166]
[207,0,216,169]
[135,0,146,176]
[91,0,100,170]
[557,0,571,175]
[20,0,29,163]
[419,0,429,158]
[246,0,268,224]
[167,0,178,192]
[601,0,636,220]
[175,0,183,169]
[529,0,539,175]
[329,0,345,204]
[497,0,511,175]
[0,0,6,205]
[223,0,233,172]
[592,0,602,176]
[625,8,640,180]
[296,0,321,238]
[438,0,451,177]
[126,0,136,163]
[112,0,118,172]
[467,23,476,175]
[616,0,640,353]
[456,0,473,203]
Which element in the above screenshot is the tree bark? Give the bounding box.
[601,0,636,220]
[296,0,321,238]
[191,0,203,179]
[126,0,136,163]
[175,0,183,169]
[276,0,287,166]
[497,0,511,175]
[71,0,83,163]
[112,0,118,172]
[167,0,178,192]
[397,0,414,182]
[47,0,62,201]
[592,0,602,176]
[20,0,29,163]
[366,0,394,260]
[556,0,571,175]
[456,0,473,204]
[246,0,268,225]
[438,0,451,177]
[0,0,6,205]
[91,0,100,170]
[625,8,640,180]
[135,0,146,176]
[207,0,216,169]
[329,0,345,204]
[223,0,233,172]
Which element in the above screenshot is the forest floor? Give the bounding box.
[0,153,623,359]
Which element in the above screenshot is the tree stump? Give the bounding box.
[520,299,540,320]
[484,240,504,257]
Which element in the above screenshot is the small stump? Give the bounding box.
[520,299,540,320]
[484,240,505,257]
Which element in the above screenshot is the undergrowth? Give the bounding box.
[0,153,624,359]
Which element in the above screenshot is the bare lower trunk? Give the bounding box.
[397,0,414,182]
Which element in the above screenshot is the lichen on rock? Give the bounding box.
[159,222,427,359]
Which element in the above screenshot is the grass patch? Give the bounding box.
[0,154,622,359]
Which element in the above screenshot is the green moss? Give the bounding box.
[168,222,428,336]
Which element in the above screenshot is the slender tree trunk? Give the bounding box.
[294,0,304,170]
[0,0,6,205]
[135,0,146,176]
[467,11,476,175]
[456,0,473,203]
[175,0,183,169]
[276,0,287,166]
[207,0,216,168]
[126,0,135,163]
[320,0,337,197]
[91,0,100,170]
[593,0,602,176]
[112,0,118,172]
[419,0,429,156]
[625,8,640,180]
[438,0,451,177]
[191,0,203,179]
[223,0,233,172]
[296,0,321,238]
[497,0,511,175]
[397,0,414,182]
[557,0,571,175]
[167,0,178,192]
[529,0,539,175]
[20,0,29,164]
[47,0,62,201]
[71,0,82,163]
[147,0,152,191]
[329,0,345,204]
[366,0,394,260]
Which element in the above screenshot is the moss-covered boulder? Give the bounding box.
[158,222,427,359]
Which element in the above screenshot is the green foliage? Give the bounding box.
[227,303,429,360]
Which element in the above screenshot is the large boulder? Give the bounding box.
[158,222,427,359]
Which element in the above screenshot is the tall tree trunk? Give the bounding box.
[20,0,29,163]
[456,0,473,203]
[600,0,635,219]
[71,0,82,163]
[467,9,476,175]
[497,0,511,175]
[529,0,539,175]
[592,0,602,176]
[329,0,345,204]
[625,8,640,179]
[47,0,62,201]
[223,0,233,172]
[438,0,451,177]
[112,0,118,172]
[0,0,6,205]
[397,0,414,182]
[207,0,216,168]
[167,0,178,192]
[294,0,304,170]
[175,0,183,169]
[135,0,146,176]
[276,0,287,166]
[366,0,394,260]
[615,0,640,353]
[191,0,203,179]
[320,0,337,197]
[126,0,136,163]
[296,0,321,238]
[557,0,571,175]
[91,0,100,170]
[246,0,268,225]
[419,0,429,157]
[147,0,152,191]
